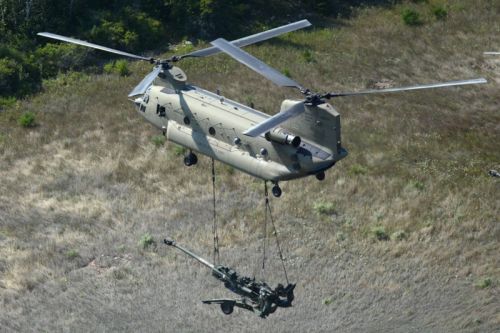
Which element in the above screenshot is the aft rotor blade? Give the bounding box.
[211,38,303,89]
[484,52,500,55]
[37,32,153,62]
[243,101,305,137]
[326,78,487,98]
[128,66,162,97]
[182,20,311,59]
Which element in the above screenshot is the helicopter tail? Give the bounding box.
[280,100,344,159]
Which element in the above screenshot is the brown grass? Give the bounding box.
[0,1,499,331]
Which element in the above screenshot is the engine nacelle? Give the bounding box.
[265,128,301,148]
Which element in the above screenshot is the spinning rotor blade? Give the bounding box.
[211,38,303,89]
[484,52,500,55]
[37,32,153,62]
[128,66,162,97]
[326,78,487,98]
[182,20,311,59]
[243,102,305,137]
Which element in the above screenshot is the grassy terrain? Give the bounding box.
[1,0,499,332]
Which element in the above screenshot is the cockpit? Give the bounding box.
[134,90,150,112]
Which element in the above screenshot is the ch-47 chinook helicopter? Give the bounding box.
[38,20,487,197]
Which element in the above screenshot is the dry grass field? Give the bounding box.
[1,0,499,332]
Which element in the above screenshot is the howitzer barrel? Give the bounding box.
[164,238,217,272]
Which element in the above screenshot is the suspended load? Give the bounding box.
[164,238,295,318]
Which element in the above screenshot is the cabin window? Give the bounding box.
[140,104,146,112]
[209,127,216,135]
[183,116,190,125]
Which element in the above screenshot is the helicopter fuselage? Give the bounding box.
[133,74,348,182]
[37,22,485,186]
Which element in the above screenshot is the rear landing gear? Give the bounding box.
[315,171,325,181]
[184,151,198,166]
[272,183,282,198]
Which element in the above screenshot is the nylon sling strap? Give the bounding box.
[211,158,220,264]
[261,181,289,284]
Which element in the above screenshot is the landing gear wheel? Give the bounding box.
[183,151,198,166]
[272,184,282,198]
[220,301,234,315]
[316,171,325,181]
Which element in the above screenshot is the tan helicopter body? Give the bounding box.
[38,20,486,196]
[134,66,346,182]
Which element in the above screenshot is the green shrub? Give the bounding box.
[114,60,130,76]
[323,298,333,305]
[0,58,19,96]
[90,20,139,50]
[372,226,389,241]
[139,233,155,249]
[18,112,36,128]
[151,135,166,147]
[42,72,91,91]
[224,165,235,175]
[302,50,314,63]
[336,232,346,242]
[34,43,90,78]
[349,164,367,176]
[432,6,448,20]
[173,144,187,156]
[104,60,130,76]
[410,180,425,191]
[282,68,292,78]
[391,230,408,241]
[0,96,16,110]
[121,8,166,49]
[103,62,114,74]
[66,249,79,259]
[475,277,492,289]
[0,52,41,97]
[313,202,337,215]
[402,9,423,26]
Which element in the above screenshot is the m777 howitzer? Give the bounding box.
[164,238,295,318]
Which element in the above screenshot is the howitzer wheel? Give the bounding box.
[220,301,234,315]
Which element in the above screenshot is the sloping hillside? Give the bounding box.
[0,1,499,332]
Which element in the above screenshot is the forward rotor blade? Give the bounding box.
[182,20,311,59]
[128,66,161,97]
[327,78,487,98]
[484,52,500,55]
[211,38,303,89]
[37,32,153,62]
[243,101,305,137]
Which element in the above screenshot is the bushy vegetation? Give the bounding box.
[402,8,423,26]
[475,277,493,289]
[0,0,398,103]
[18,112,36,128]
[313,202,337,215]
[432,5,448,20]
[151,135,166,147]
[103,60,130,76]
[138,233,155,249]
[371,226,389,241]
